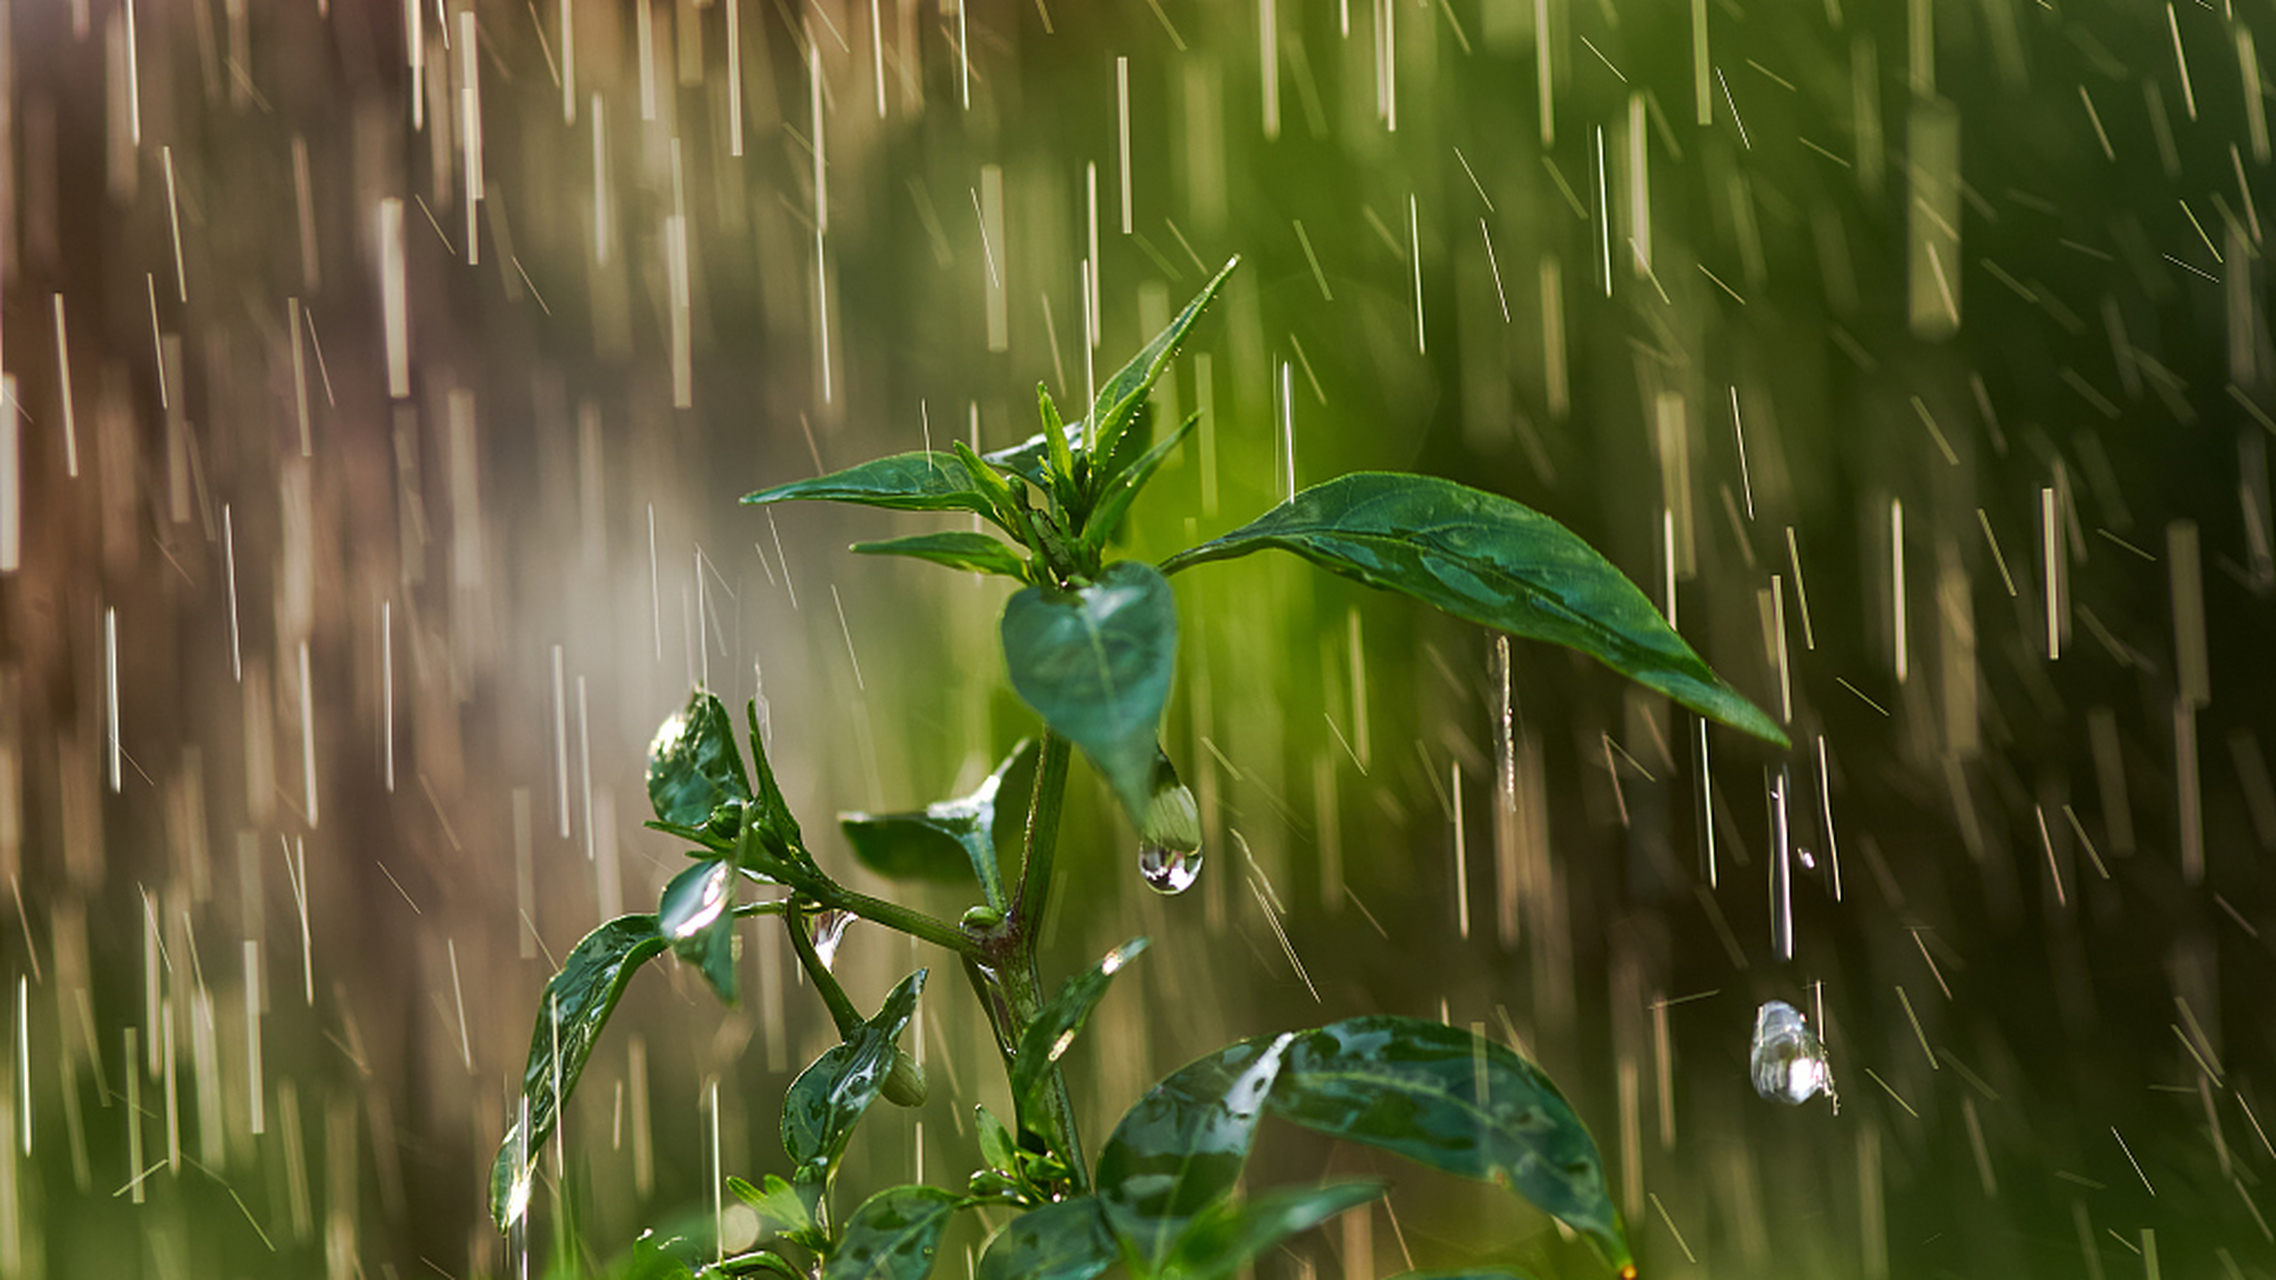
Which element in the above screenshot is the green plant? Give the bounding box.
[488,257,1785,1280]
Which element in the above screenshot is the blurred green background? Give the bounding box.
[1,0,2274,1275]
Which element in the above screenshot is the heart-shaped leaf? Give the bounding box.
[839,739,1038,907]
[490,915,669,1228]
[659,860,738,1006]
[1161,473,1787,747]
[648,691,754,827]
[1094,1033,1294,1272]
[1166,1180,1387,1280]
[1266,1016,1629,1268]
[1000,561,1178,824]
[852,531,1029,580]
[781,970,928,1185]
[1011,938,1150,1143]
[974,1195,1118,1280]
[743,452,998,517]
[819,1183,962,1280]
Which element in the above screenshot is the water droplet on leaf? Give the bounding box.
[1138,842,1202,894]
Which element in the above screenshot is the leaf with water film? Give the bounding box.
[659,860,738,1005]
[819,1184,962,1280]
[838,739,1038,907]
[490,915,668,1228]
[1160,473,1787,747]
[973,1196,1119,1280]
[1011,938,1150,1143]
[1000,561,1178,825]
[781,970,928,1185]
[742,452,999,517]
[1088,257,1238,476]
[1266,1016,1629,1268]
[648,691,754,827]
[1094,1034,1294,1272]
[852,531,1029,580]
[1165,1180,1387,1280]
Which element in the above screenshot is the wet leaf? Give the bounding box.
[974,1105,1020,1173]
[1088,256,1238,476]
[974,1196,1118,1280]
[1266,1016,1630,1267]
[742,452,998,517]
[983,419,1086,493]
[839,739,1037,906]
[852,531,1029,580]
[1094,1033,1294,1272]
[726,1173,817,1244]
[781,970,928,1185]
[1011,938,1150,1143]
[649,691,755,828]
[659,860,738,1006]
[741,702,807,866]
[1086,412,1200,551]
[1161,473,1788,747]
[1000,561,1178,825]
[819,1184,962,1280]
[707,1251,805,1279]
[1166,1180,1387,1280]
[490,915,669,1228]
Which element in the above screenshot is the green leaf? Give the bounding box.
[743,452,998,517]
[1383,1272,1545,1280]
[659,860,739,1006]
[1011,938,1150,1143]
[1266,1016,1630,1268]
[1166,1180,1388,1280]
[1086,412,1200,551]
[781,970,928,1185]
[1089,257,1238,475]
[839,739,1038,906]
[708,1251,806,1279]
[1038,385,1082,501]
[1160,473,1788,747]
[726,1173,817,1244]
[742,702,808,866]
[974,1196,1119,1280]
[649,691,755,827]
[490,915,669,1228]
[603,1235,700,1280]
[1000,561,1179,824]
[853,531,1029,580]
[1094,1033,1294,1272]
[819,1184,962,1280]
[975,1105,1020,1173]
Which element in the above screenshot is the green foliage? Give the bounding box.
[782,970,928,1188]
[974,1196,1119,1280]
[818,1184,962,1280]
[851,531,1029,580]
[742,452,1001,518]
[1163,472,1787,746]
[1000,561,1179,826]
[495,257,1679,1280]
[490,915,669,1228]
[838,739,1036,906]
[1010,938,1149,1145]
[658,860,738,1005]
[1269,1016,1630,1268]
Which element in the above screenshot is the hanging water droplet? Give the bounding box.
[811,909,854,969]
[1138,842,1203,895]
[1750,999,1836,1107]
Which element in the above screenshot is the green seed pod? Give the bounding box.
[881,1048,929,1108]
[961,904,1005,931]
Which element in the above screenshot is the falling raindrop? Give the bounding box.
[1138,843,1203,896]
[1750,1000,1837,1108]
[810,909,854,970]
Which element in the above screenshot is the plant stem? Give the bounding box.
[809,883,980,959]
[783,906,862,1038]
[1002,732,1091,1191]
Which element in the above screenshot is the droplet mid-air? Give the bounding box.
[1138,842,1202,895]
[1750,999,1836,1107]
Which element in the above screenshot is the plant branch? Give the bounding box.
[783,906,862,1038]
[1011,733,1072,927]
[808,882,982,958]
